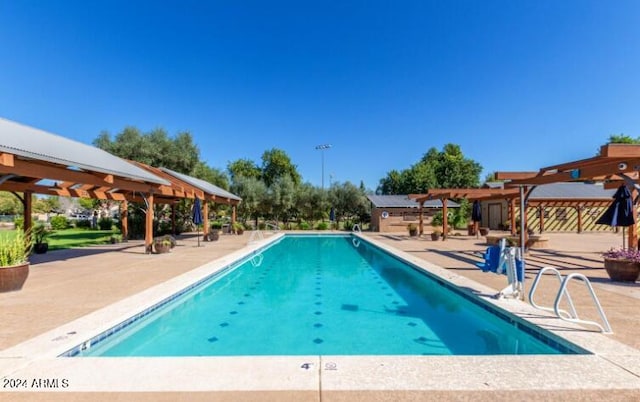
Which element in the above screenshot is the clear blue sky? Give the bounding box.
[1,0,640,190]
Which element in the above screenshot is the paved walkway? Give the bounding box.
[1,230,640,401]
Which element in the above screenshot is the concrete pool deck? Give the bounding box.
[1,230,640,400]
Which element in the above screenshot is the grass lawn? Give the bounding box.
[0,228,120,250]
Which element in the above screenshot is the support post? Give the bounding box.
[630,188,638,250]
[509,198,517,235]
[442,197,448,241]
[539,205,545,233]
[203,201,210,238]
[418,201,424,236]
[121,200,128,241]
[171,203,176,235]
[232,205,237,225]
[23,191,33,236]
[576,205,583,234]
[145,194,154,254]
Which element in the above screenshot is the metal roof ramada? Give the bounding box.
[528,182,615,200]
[160,167,242,201]
[367,194,459,208]
[0,117,169,185]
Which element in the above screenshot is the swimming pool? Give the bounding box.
[73,235,583,357]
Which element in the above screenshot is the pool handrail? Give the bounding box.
[529,267,612,334]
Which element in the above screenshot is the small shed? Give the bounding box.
[367,195,459,233]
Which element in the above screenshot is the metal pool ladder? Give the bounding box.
[529,267,612,334]
[247,230,264,244]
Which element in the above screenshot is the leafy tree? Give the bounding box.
[94,127,200,174]
[231,176,268,227]
[32,196,60,214]
[78,198,98,211]
[329,181,369,225]
[227,158,261,183]
[261,148,301,187]
[294,183,326,223]
[265,176,296,224]
[0,192,22,215]
[191,162,229,189]
[377,143,482,194]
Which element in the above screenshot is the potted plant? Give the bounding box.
[232,222,245,235]
[602,248,640,282]
[0,230,33,292]
[32,224,50,254]
[153,235,176,254]
[431,229,441,241]
[407,223,418,237]
[209,222,222,241]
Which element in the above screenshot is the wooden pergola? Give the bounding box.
[0,118,241,253]
[409,188,520,238]
[506,143,640,249]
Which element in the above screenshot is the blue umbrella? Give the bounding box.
[472,200,482,222]
[330,207,336,222]
[471,200,482,238]
[596,185,635,248]
[596,185,635,227]
[192,197,203,247]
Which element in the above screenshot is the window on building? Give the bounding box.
[555,208,568,221]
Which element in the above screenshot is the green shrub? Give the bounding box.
[211,222,223,230]
[13,217,24,230]
[75,219,92,229]
[315,222,329,230]
[0,230,32,266]
[258,222,266,230]
[298,222,310,230]
[50,215,69,230]
[98,217,114,230]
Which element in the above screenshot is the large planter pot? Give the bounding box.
[0,262,29,292]
[34,242,49,254]
[431,232,441,241]
[154,243,171,254]
[604,258,640,282]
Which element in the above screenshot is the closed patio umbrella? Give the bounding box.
[596,185,635,248]
[192,197,203,247]
[471,200,482,238]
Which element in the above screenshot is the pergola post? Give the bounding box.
[539,205,545,233]
[441,197,448,241]
[509,198,517,235]
[203,201,210,237]
[121,200,128,241]
[145,193,154,254]
[418,201,424,236]
[630,188,638,250]
[576,205,583,234]
[231,205,237,224]
[23,191,33,235]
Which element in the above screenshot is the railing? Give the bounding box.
[529,267,612,334]
[265,222,280,232]
[247,230,264,244]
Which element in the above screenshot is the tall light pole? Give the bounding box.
[315,144,332,190]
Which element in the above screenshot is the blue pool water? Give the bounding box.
[77,235,580,356]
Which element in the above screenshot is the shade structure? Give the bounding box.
[192,197,203,247]
[471,200,482,222]
[596,185,635,227]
